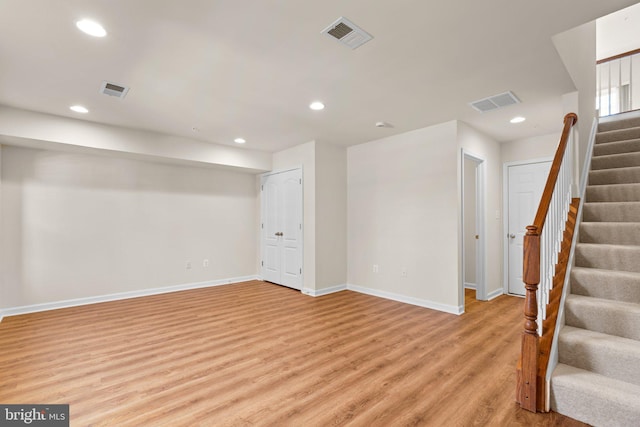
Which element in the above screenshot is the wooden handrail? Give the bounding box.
[596,47,640,65]
[532,113,578,229]
[517,113,578,413]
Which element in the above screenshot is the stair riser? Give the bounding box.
[579,223,640,245]
[594,139,640,156]
[551,379,640,427]
[597,127,640,144]
[571,272,640,304]
[589,167,640,185]
[575,245,640,273]
[591,152,640,170]
[583,204,640,222]
[586,185,640,202]
[565,300,640,340]
[558,336,640,386]
[599,117,640,132]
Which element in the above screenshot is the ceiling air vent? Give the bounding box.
[321,17,373,50]
[99,81,129,99]
[469,91,520,113]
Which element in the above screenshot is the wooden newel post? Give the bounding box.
[520,225,540,412]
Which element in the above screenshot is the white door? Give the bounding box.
[507,161,551,295]
[261,169,303,290]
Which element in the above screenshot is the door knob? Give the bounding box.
[275,232,283,236]
[509,234,516,239]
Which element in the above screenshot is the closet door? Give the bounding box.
[261,169,303,290]
[507,161,551,296]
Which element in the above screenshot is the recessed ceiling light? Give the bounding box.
[309,101,325,111]
[375,121,393,128]
[70,105,89,114]
[76,19,107,37]
[510,116,526,124]
[234,138,246,144]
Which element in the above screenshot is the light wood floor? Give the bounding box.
[0,282,586,426]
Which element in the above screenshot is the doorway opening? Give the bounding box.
[461,151,486,310]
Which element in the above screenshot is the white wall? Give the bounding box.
[272,141,316,291]
[553,22,597,177]
[271,140,347,292]
[348,121,460,312]
[315,143,347,290]
[1,146,258,309]
[457,122,502,302]
[0,145,2,312]
[597,2,640,60]
[501,133,560,164]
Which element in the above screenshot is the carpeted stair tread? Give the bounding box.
[599,116,640,132]
[585,183,640,202]
[589,166,640,185]
[575,243,640,273]
[582,201,640,222]
[558,326,640,386]
[591,151,640,170]
[551,363,640,427]
[565,294,640,340]
[571,267,640,304]
[593,138,640,156]
[596,126,640,144]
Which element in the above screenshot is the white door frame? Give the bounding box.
[260,166,304,289]
[461,150,486,304]
[502,157,552,296]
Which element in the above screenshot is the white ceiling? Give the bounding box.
[0,1,638,152]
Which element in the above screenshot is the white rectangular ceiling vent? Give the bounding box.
[469,91,520,113]
[321,17,373,50]
[99,81,129,99]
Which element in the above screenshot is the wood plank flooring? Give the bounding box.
[0,282,586,426]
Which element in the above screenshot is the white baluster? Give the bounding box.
[631,55,634,110]
[533,116,578,332]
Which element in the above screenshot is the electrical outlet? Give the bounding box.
[203,259,210,268]
[186,261,192,270]
[373,264,379,273]
[401,269,407,278]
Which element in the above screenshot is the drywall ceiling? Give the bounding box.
[597,2,640,60]
[0,0,638,152]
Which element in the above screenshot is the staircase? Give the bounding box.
[550,116,640,426]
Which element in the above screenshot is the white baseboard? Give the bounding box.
[486,288,504,301]
[0,275,260,321]
[302,284,347,297]
[347,284,463,315]
[464,282,477,290]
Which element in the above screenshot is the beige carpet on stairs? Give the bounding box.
[550,115,640,427]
